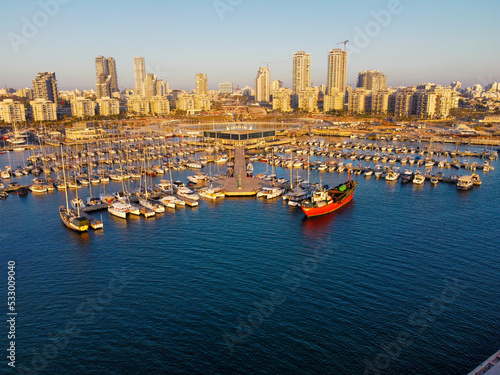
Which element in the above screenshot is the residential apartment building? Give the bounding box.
[150,96,170,116]
[30,99,57,121]
[32,72,58,103]
[326,49,347,95]
[357,70,387,91]
[255,67,271,103]
[272,87,292,112]
[298,87,318,112]
[71,98,96,118]
[0,99,26,123]
[96,97,120,116]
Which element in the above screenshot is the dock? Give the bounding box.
[212,146,270,196]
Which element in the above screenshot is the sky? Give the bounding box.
[0,0,499,92]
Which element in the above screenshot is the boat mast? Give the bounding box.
[143,148,148,199]
[61,145,69,212]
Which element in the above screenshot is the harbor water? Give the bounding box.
[0,139,499,374]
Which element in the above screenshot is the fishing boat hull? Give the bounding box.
[301,181,356,217]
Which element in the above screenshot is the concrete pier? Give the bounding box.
[212,146,269,196]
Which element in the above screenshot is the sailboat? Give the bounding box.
[138,150,162,215]
[59,145,89,232]
[108,158,138,218]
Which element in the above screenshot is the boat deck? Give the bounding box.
[468,349,500,375]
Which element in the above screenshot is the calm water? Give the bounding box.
[0,140,499,374]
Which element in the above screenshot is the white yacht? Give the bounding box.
[108,201,133,219]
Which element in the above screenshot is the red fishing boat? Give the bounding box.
[301,180,357,217]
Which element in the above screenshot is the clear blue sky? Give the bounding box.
[1,0,498,91]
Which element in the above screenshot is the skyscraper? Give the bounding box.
[96,73,112,99]
[326,49,347,95]
[292,51,311,95]
[144,73,157,99]
[107,57,118,92]
[95,56,119,98]
[255,67,270,103]
[32,72,58,103]
[196,73,208,95]
[95,56,109,78]
[134,57,146,97]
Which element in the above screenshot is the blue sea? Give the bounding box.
[0,139,499,374]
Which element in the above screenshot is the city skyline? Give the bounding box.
[1,1,499,91]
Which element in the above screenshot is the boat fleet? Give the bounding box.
[0,136,497,229]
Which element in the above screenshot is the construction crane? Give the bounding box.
[336,40,349,51]
[262,61,285,69]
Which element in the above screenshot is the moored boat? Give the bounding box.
[457,175,474,191]
[59,206,89,232]
[301,180,357,217]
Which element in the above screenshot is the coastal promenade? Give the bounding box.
[212,146,269,196]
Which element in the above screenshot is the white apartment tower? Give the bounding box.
[133,57,146,97]
[326,49,347,95]
[196,73,208,95]
[255,67,270,103]
[292,51,311,95]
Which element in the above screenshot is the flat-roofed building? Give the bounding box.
[127,96,150,115]
[323,92,345,112]
[298,87,318,112]
[0,99,26,123]
[150,96,170,116]
[272,87,292,112]
[30,99,57,121]
[96,97,120,116]
[71,98,96,118]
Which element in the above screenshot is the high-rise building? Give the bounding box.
[292,51,311,95]
[326,49,347,95]
[357,70,387,91]
[196,73,208,95]
[95,56,119,97]
[255,67,270,103]
[106,57,118,92]
[272,88,292,112]
[0,100,26,123]
[219,81,233,95]
[133,57,146,97]
[30,99,57,121]
[96,73,112,99]
[32,72,58,103]
[95,56,108,79]
[145,73,157,100]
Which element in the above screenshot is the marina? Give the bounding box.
[0,133,499,374]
